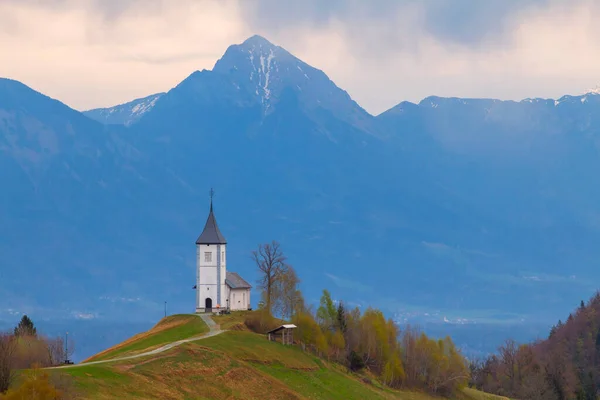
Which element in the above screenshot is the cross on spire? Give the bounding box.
[209,188,215,212]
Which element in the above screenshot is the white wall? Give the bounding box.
[227,287,251,311]
[196,243,227,312]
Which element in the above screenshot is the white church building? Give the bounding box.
[195,199,252,313]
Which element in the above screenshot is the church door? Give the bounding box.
[205,298,212,312]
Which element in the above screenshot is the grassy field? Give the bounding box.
[60,317,510,400]
[212,310,253,330]
[83,314,209,362]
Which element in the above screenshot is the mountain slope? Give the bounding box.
[0,78,187,325]
[83,93,164,126]
[212,35,377,136]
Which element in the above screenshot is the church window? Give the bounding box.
[204,252,212,262]
[222,251,225,262]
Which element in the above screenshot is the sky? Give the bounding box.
[2,0,600,115]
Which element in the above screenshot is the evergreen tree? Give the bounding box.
[336,301,347,333]
[13,315,36,337]
[316,290,337,331]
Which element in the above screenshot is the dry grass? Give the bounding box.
[212,311,253,330]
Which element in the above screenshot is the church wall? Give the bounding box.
[228,288,251,311]
[196,243,228,311]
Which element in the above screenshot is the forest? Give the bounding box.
[0,315,77,398]
[471,291,600,400]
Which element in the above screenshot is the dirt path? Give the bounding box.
[51,314,223,369]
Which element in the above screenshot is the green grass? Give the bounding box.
[62,317,509,400]
[201,331,318,369]
[254,363,390,400]
[460,388,511,400]
[86,314,208,362]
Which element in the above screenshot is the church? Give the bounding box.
[195,197,252,313]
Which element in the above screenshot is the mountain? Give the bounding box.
[83,93,164,126]
[3,35,600,360]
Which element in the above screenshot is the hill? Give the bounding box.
[83,314,209,362]
[58,314,508,400]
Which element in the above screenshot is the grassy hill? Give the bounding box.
[83,314,209,362]
[55,312,509,400]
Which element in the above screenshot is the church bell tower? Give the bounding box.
[195,189,227,313]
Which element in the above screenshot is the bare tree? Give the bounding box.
[0,332,16,393]
[499,338,519,394]
[252,241,289,313]
[45,336,65,366]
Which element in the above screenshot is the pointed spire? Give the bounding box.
[196,188,227,245]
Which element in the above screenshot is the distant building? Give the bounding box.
[195,197,252,313]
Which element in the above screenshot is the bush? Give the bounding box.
[244,310,279,334]
[349,350,365,372]
[0,366,59,400]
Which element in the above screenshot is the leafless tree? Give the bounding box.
[499,338,519,392]
[45,336,67,366]
[252,241,289,313]
[0,332,16,393]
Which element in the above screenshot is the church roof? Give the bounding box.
[226,272,252,289]
[196,202,227,245]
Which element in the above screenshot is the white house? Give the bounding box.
[195,198,252,313]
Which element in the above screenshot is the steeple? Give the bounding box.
[196,189,227,245]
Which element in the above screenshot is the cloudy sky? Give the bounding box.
[2,0,600,114]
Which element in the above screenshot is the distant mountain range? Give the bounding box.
[2,35,600,359]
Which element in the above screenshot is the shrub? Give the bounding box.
[244,310,279,334]
[349,350,365,372]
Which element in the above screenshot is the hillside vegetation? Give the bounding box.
[61,319,507,400]
[84,314,208,362]
[472,291,600,400]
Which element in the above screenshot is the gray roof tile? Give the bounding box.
[196,203,227,245]
[226,271,252,289]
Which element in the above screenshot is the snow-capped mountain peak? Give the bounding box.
[585,85,600,95]
[84,93,164,126]
[213,35,296,109]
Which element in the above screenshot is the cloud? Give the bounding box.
[240,0,553,49]
[99,295,142,303]
[71,311,96,320]
[325,273,372,293]
[2,1,600,114]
